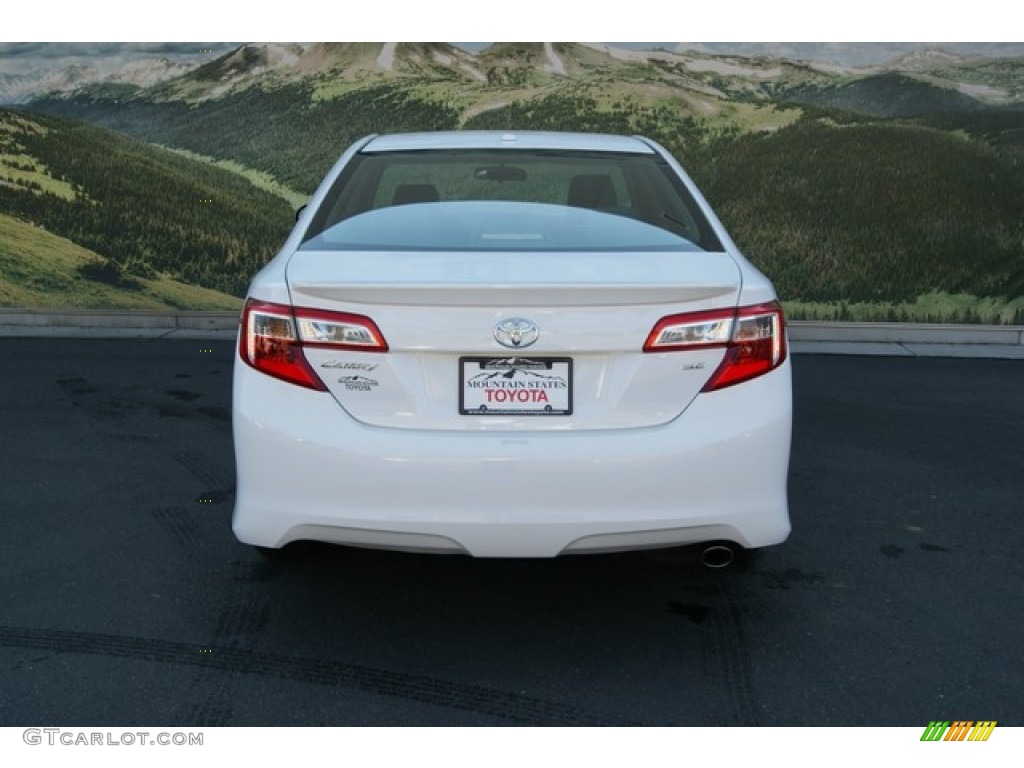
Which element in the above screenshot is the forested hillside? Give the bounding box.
[699,118,1024,303]
[0,108,293,297]
[780,73,993,118]
[0,212,242,310]
[33,83,461,195]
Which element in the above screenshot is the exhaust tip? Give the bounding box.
[701,543,736,569]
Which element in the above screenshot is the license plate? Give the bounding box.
[459,357,573,416]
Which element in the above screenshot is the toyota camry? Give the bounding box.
[232,130,791,562]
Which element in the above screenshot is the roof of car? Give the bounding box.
[361,131,657,154]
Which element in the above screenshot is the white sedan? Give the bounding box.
[232,131,791,564]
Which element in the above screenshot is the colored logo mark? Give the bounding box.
[920,721,997,741]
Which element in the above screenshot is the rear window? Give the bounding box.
[301,149,723,253]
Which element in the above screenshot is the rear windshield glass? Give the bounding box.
[301,149,723,253]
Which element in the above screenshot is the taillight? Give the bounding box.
[644,301,787,392]
[239,299,388,390]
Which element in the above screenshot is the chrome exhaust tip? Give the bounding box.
[701,543,736,569]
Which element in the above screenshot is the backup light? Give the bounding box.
[644,310,734,351]
[295,308,389,351]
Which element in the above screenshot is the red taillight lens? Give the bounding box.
[703,302,787,391]
[239,299,388,390]
[644,301,787,392]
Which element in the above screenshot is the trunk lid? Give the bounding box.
[287,249,741,431]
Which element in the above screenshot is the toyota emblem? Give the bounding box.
[494,318,539,349]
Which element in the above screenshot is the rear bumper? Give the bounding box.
[232,358,792,557]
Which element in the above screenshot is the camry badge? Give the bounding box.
[494,318,539,349]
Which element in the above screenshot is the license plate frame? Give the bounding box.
[459,357,573,416]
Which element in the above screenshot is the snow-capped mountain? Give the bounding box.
[0,56,202,104]
[105,57,200,88]
[0,64,100,104]
[884,49,967,72]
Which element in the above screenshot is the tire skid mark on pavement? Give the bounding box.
[55,376,96,396]
[179,562,271,724]
[697,578,761,726]
[56,376,126,422]
[184,702,233,727]
[151,507,202,554]
[213,600,269,643]
[174,449,236,516]
[0,626,636,725]
[159,448,243,724]
[179,585,264,726]
[56,374,232,429]
[175,450,234,492]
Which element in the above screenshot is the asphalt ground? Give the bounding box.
[0,339,1021,726]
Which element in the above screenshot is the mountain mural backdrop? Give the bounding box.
[2,42,1022,321]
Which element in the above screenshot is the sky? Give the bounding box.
[4,0,1016,44]
[2,0,1018,77]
